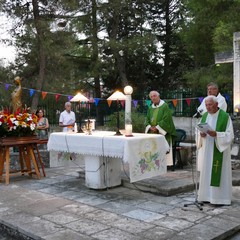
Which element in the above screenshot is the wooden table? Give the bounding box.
[0,136,45,185]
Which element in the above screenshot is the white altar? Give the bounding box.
[47,131,169,189]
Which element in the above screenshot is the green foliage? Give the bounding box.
[0,0,237,112]
[104,110,146,133]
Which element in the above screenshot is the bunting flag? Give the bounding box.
[29,89,35,97]
[107,99,112,107]
[55,94,60,102]
[68,95,73,101]
[172,99,178,107]
[132,100,138,108]
[0,80,231,108]
[186,98,191,106]
[42,91,47,99]
[146,100,151,108]
[94,98,100,106]
[5,84,10,90]
[198,97,204,103]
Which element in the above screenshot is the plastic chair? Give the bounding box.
[173,129,187,170]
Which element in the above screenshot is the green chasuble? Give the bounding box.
[146,103,176,144]
[201,109,229,187]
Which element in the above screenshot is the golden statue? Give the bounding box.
[11,76,22,113]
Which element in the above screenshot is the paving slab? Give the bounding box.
[0,165,239,240]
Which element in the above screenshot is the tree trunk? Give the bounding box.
[163,0,171,89]
[30,0,46,113]
[91,0,103,125]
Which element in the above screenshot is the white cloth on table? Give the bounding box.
[48,131,169,182]
[124,135,169,182]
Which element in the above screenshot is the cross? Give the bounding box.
[213,160,220,173]
[215,32,240,112]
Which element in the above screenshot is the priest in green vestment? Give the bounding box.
[196,95,234,205]
[145,91,176,166]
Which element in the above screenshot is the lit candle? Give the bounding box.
[125,124,132,136]
[90,119,95,130]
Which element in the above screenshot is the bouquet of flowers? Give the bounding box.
[0,110,38,137]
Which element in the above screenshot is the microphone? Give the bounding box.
[193,110,203,118]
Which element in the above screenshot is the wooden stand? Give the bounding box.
[0,136,45,185]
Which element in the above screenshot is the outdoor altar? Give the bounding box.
[48,131,169,189]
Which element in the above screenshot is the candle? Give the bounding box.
[125,124,132,136]
[90,119,95,131]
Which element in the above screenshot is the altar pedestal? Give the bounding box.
[85,156,122,189]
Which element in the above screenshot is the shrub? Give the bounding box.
[105,110,146,133]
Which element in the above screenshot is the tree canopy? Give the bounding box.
[0,0,238,111]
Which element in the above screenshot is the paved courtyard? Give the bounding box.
[0,165,240,240]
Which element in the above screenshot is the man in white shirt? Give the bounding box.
[59,102,76,132]
[197,82,227,116]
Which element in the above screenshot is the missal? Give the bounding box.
[196,122,213,133]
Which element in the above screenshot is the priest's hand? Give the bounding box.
[200,132,207,138]
[207,130,217,137]
[149,126,159,134]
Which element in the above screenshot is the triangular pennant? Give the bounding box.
[29,89,35,97]
[198,97,204,103]
[55,94,60,102]
[186,98,191,106]
[146,100,151,108]
[133,100,138,108]
[68,95,73,101]
[107,100,112,107]
[120,100,125,107]
[172,99,178,107]
[42,91,47,99]
[5,84,10,90]
[94,98,100,106]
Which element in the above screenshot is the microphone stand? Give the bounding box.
[183,112,203,211]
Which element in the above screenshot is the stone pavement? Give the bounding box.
[0,165,240,240]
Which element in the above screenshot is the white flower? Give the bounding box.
[30,123,35,131]
[14,120,19,126]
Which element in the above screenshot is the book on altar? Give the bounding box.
[196,122,213,133]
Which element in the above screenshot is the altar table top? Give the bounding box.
[48,131,169,161]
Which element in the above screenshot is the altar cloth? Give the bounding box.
[48,131,169,182]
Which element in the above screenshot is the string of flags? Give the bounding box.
[0,81,230,108]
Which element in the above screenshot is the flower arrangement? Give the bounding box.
[0,110,38,137]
